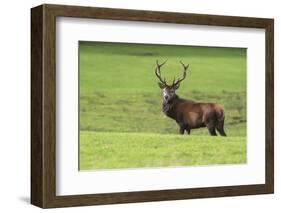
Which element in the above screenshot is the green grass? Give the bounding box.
[79,42,247,170]
[80,90,246,136]
[80,131,246,170]
[80,42,246,94]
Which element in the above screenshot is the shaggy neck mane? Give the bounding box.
[162,94,180,114]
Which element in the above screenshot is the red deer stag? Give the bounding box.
[155,60,227,136]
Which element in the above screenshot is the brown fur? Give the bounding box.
[163,95,227,136]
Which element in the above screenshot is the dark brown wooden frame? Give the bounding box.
[31,4,274,208]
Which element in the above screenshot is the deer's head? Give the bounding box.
[155,60,189,102]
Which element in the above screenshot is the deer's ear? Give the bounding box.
[158,82,165,89]
[174,83,180,90]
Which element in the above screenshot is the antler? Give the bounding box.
[173,60,189,86]
[155,60,168,85]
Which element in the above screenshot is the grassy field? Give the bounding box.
[80,132,246,170]
[79,42,247,170]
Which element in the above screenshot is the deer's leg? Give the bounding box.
[179,125,185,135]
[216,119,227,136]
[206,123,217,136]
[176,119,186,135]
[217,128,227,136]
[203,113,217,136]
[186,128,191,135]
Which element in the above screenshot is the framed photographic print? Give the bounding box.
[31,4,274,208]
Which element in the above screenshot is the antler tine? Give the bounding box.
[155,60,168,85]
[174,60,189,86]
[179,60,189,70]
[156,59,167,68]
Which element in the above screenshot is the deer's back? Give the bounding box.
[177,101,224,127]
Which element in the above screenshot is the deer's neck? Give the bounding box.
[162,95,181,119]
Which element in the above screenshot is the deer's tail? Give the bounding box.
[215,105,227,136]
[215,105,225,122]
